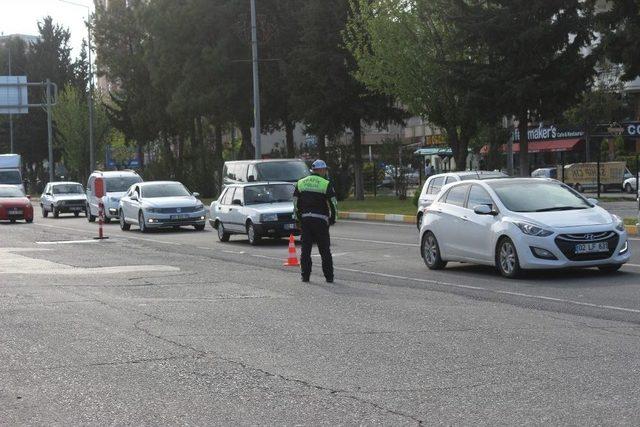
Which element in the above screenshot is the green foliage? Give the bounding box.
[52,86,111,182]
[412,186,420,208]
[597,0,640,81]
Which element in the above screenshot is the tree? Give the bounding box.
[597,0,640,81]
[52,85,110,182]
[346,0,493,173]
[292,0,404,200]
[463,0,596,176]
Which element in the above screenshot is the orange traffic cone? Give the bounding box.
[283,234,300,267]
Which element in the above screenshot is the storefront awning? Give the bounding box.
[480,138,582,155]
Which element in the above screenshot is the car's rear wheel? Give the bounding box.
[74,211,79,217]
[496,237,521,278]
[217,222,230,242]
[247,222,261,246]
[421,231,447,270]
[41,205,48,218]
[119,210,130,231]
[139,211,148,233]
[104,217,111,224]
[598,264,622,273]
[25,218,33,223]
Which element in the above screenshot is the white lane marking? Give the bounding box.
[0,248,179,275]
[624,263,640,268]
[333,237,417,247]
[197,246,210,250]
[335,266,640,315]
[629,237,640,242]
[33,222,182,246]
[36,239,101,245]
[312,252,348,257]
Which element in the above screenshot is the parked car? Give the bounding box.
[0,184,33,223]
[40,181,87,218]
[118,181,206,232]
[223,159,310,185]
[86,170,143,222]
[623,173,639,193]
[419,178,630,278]
[531,167,557,179]
[210,182,298,245]
[415,170,507,229]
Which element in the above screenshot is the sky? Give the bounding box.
[1,0,93,58]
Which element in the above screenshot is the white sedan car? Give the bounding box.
[209,182,298,245]
[623,174,639,194]
[118,181,206,232]
[420,178,630,278]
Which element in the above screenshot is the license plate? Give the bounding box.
[284,223,297,230]
[170,214,189,220]
[70,206,83,211]
[8,208,22,215]
[575,242,609,254]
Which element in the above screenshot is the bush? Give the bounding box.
[412,186,420,207]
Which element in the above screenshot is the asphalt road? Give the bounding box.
[2,212,640,424]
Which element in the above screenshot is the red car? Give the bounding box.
[0,184,33,223]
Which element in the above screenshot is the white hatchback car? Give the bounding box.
[420,178,630,278]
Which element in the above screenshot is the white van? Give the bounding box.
[86,170,143,222]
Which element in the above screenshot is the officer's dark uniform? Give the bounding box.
[293,173,338,282]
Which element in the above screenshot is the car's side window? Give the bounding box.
[429,176,445,195]
[222,187,235,205]
[444,176,456,185]
[87,177,94,194]
[234,188,245,205]
[218,188,228,203]
[237,163,249,182]
[444,184,469,207]
[467,185,494,210]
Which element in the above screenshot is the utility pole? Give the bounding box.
[46,79,54,182]
[250,0,262,160]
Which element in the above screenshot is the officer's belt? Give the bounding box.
[301,213,329,223]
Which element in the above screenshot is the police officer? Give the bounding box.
[294,160,337,283]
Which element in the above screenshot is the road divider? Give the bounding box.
[338,211,414,224]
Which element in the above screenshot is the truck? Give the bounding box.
[0,154,24,193]
[557,161,627,193]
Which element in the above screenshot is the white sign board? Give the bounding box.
[0,76,28,114]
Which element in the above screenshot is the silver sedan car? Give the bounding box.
[118,181,206,232]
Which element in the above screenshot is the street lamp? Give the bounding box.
[59,0,95,173]
[250,0,261,160]
[1,40,15,153]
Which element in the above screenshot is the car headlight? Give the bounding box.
[195,204,204,211]
[612,214,625,232]
[261,213,278,222]
[514,221,553,237]
[146,207,160,213]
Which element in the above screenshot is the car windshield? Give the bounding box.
[53,184,83,195]
[142,183,191,198]
[256,162,310,182]
[105,176,142,192]
[0,186,25,197]
[0,170,22,185]
[489,180,592,212]
[244,184,294,205]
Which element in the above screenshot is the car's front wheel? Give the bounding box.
[119,210,130,231]
[53,207,59,218]
[217,222,230,242]
[421,231,447,270]
[41,205,48,218]
[247,222,261,246]
[496,237,521,278]
[416,212,423,230]
[194,224,205,231]
[625,183,633,193]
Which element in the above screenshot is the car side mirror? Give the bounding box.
[192,192,200,198]
[232,199,243,206]
[248,175,255,182]
[587,198,598,205]
[473,205,496,215]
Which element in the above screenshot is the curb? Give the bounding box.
[338,211,415,224]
